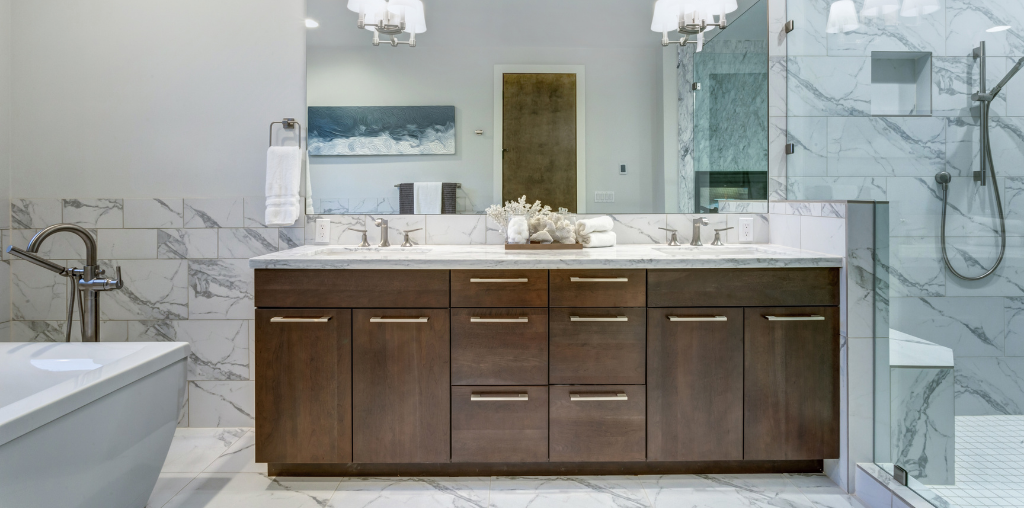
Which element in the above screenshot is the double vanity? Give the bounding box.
[249,244,842,476]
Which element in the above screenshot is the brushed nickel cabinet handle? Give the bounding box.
[370,317,429,323]
[667,316,727,322]
[471,393,529,401]
[471,317,529,323]
[765,315,825,321]
[470,278,529,283]
[570,393,628,401]
[570,316,628,322]
[570,277,628,282]
[270,316,332,323]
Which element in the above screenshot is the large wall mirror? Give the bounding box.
[305,0,768,215]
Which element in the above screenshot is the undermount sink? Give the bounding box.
[653,245,772,256]
[312,246,433,255]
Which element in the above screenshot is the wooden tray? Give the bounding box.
[505,242,583,251]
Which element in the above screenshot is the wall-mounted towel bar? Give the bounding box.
[394,183,462,188]
[270,118,303,148]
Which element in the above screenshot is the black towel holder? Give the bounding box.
[269,118,302,148]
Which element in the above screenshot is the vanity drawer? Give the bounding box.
[549,270,646,307]
[549,385,646,462]
[451,386,548,463]
[647,268,841,308]
[255,269,450,308]
[451,270,548,307]
[451,308,548,385]
[549,308,646,385]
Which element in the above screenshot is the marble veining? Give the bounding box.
[891,366,955,485]
[158,229,219,259]
[187,381,254,427]
[678,44,696,214]
[188,259,254,320]
[787,57,871,117]
[250,243,842,270]
[124,199,184,229]
[62,199,123,228]
[11,199,62,230]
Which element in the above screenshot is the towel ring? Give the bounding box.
[270,118,303,148]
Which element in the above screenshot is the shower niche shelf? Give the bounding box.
[871,51,932,116]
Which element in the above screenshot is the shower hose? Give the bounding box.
[937,101,1007,281]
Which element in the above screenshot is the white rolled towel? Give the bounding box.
[580,231,617,248]
[576,216,614,235]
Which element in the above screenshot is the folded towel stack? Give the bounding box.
[265,146,303,226]
[575,216,617,248]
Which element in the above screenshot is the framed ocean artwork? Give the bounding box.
[307,106,456,156]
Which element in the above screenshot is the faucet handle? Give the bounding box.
[658,227,677,232]
[711,228,733,247]
[659,227,681,246]
[100,266,124,290]
[401,229,422,248]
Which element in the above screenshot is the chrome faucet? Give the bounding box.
[6,224,123,342]
[659,227,682,246]
[374,218,391,247]
[691,217,710,246]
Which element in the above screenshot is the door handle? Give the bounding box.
[667,316,727,322]
[471,317,529,323]
[369,317,429,323]
[764,315,824,321]
[570,316,628,322]
[569,277,629,282]
[471,393,529,401]
[570,392,628,401]
[270,316,332,323]
[470,278,529,283]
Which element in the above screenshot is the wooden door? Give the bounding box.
[255,309,352,464]
[502,73,577,211]
[744,307,840,460]
[647,308,744,461]
[353,309,451,463]
[549,385,646,462]
[451,386,549,463]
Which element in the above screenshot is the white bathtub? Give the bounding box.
[0,342,189,508]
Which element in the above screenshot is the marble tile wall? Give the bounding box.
[785,0,1024,423]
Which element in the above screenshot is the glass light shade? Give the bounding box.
[388,0,427,33]
[651,0,737,32]
[900,0,940,17]
[860,0,899,18]
[826,0,860,33]
[347,0,387,15]
[652,0,682,32]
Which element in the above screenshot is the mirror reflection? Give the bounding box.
[305,0,768,214]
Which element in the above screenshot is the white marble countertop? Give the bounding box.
[249,243,843,270]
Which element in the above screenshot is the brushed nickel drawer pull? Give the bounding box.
[470,278,529,283]
[570,392,628,401]
[765,315,825,321]
[668,316,727,322]
[370,317,429,323]
[570,277,629,282]
[570,316,628,322]
[471,317,529,323]
[270,316,332,323]
[471,393,529,401]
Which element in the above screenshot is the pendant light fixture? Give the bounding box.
[825,0,859,34]
[348,0,426,47]
[652,0,738,52]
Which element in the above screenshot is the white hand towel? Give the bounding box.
[414,182,443,215]
[576,216,614,235]
[580,231,617,248]
[265,146,302,226]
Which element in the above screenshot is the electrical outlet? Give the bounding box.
[595,191,615,203]
[739,217,754,243]
[315,218,330,244]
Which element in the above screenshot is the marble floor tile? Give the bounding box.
[148,473,197,508]
[329,477,490,508]
[162,473,340,508]
[188,381,255,427]
[161,428,247,473]
[640,475,764,508]
[488,476,650,508]
[203,430,266,474]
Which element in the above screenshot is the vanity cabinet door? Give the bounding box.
[451,386,549,463]
[646,308,743,461]
[255,309,351,464]
[549,385,646,462]
[451,308,548,385]
[353,309,451,463]
[549,308,646,385]
[744,307,840,460]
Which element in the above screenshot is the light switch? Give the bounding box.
[595,191,615,203]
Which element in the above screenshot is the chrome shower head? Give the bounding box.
[6,245,70,276]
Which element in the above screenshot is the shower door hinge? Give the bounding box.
[692,82,701,91]
[785,143,796,155]
[784,20,795,33]
[893,465,909,486]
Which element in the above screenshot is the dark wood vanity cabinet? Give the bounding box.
[352,309,451,463]
[255,267,841,474]
[254,309,352,464]
[647,308,744,462]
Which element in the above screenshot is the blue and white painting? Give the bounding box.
[308,106,456,156]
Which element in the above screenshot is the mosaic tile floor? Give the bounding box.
[927,416,1024,507]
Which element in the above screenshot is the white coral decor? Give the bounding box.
[486,196,577,244]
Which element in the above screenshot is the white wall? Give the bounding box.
[10,0,306,199]
[308,44,663,213]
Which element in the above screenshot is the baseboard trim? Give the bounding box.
[268,460,824,477]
